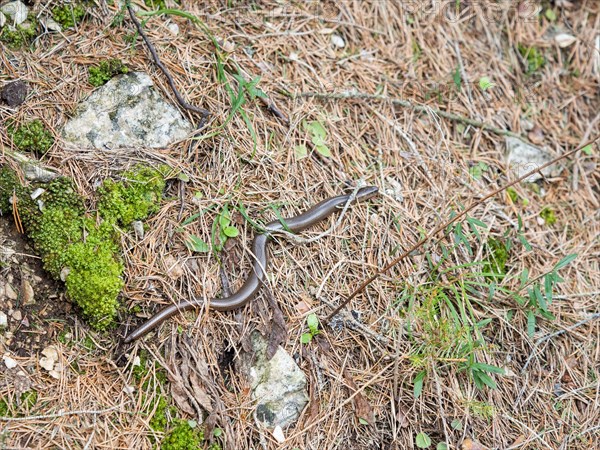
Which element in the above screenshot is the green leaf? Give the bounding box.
[187,419,197,428]
[437,443,448,450]
[219,213,231,228]
[472,362,504,374]
[452,66,462,89]
[358,417,369,425]
[544,274,553,305]
[315,144,332,157]
[185,235,210,253]
[450,419,462,430]
[473,370,497,389]
[519,268,529,287]
[300,333,312,344]
[534,284,547,311]
[413,370,426,398]
[581,145,593,155]
[416,432,432,448]
[295,144,308,159]
[307,313,319,334]
[479,76,495,91]
[306,120,327,139]
[527,310,536,337]
[223,226,239,238]
[213,428,223,437]
[554,254,577,271]
[545,8,557,21]
[177,172,190,182]
[518,233,532,251]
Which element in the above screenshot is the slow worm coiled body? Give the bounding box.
[123,186,378,343]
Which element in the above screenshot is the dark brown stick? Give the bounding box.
[325,136,600,321]
[127,5,210,125]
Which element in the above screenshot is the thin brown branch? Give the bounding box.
[127,5,210,126]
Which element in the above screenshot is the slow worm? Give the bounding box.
[123,186,379,343]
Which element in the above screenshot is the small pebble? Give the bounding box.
[331,34,345,48]
[6,283,18,300]
[272,425,285,444]
[132,220,144,239]
[39,357,55,371]
[166,23,179,35]
[42,346,59,361]
[11,310,22,321]
[3,355,18,369]
[0,312,7,328]
[21,280,35,305]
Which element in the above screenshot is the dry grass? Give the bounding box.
[1,1,599,449]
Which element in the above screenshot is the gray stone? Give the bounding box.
[241,332,308,429]
[0,11,6,27]
[506,137,556,182]
[11,151,59,182]
[1,1,28,25]
[41,16,62,32]
[62,72,193,149]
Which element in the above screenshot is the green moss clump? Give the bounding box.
[539,207,557,226]
[8,120,54,155]
[0,166,23,213]
[88,59,129,87]
[2,165,166,330]
[518,44,545,74]
[0,17,37,49]
[52,4,86,29]
[161,420,205,450]
[98,165,167,226]
[483,238,509,280]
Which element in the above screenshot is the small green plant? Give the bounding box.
[469,161,489,181]
[52,3,86,29]
[518,44,546,74]
[302,120,332,158]
[0,16,38,49]
[482,237,510,280]
[416,432,431,449]
[8,119,54,155]
[184,203,241,255]
[300,313,320,344]
[478,76,495,91]
[88,59,129,87]
[539,206,557,225]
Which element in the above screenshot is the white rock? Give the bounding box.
[30,188,46,200]
[123,385,136,394]
[62,72,193,149]
[555,33,577,48]
[41,346,59,361]
[11,309,22,321]
[0,11,6,27]
[39,356,55,371]
[1,1,29,25]
[505,137,556,182]
[272,426,285,444]
[0,312,7,328]
[3,354,18,369]
[167,23,179,35]
[331,34,345,48]
[132,220,144,239]
[42,16,62,32]
[5,283,18,300]
[48,370,61,379]
[132,355,141,367]
[60,267,70,282]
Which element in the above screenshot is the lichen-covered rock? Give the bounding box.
[62,72,193,149]
[0,1,28,25]
[241,332,308,429]
[506,137,556,182]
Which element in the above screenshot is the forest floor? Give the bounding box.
[1,1,599,449]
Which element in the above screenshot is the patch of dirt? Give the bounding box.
[0,216,74,357]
